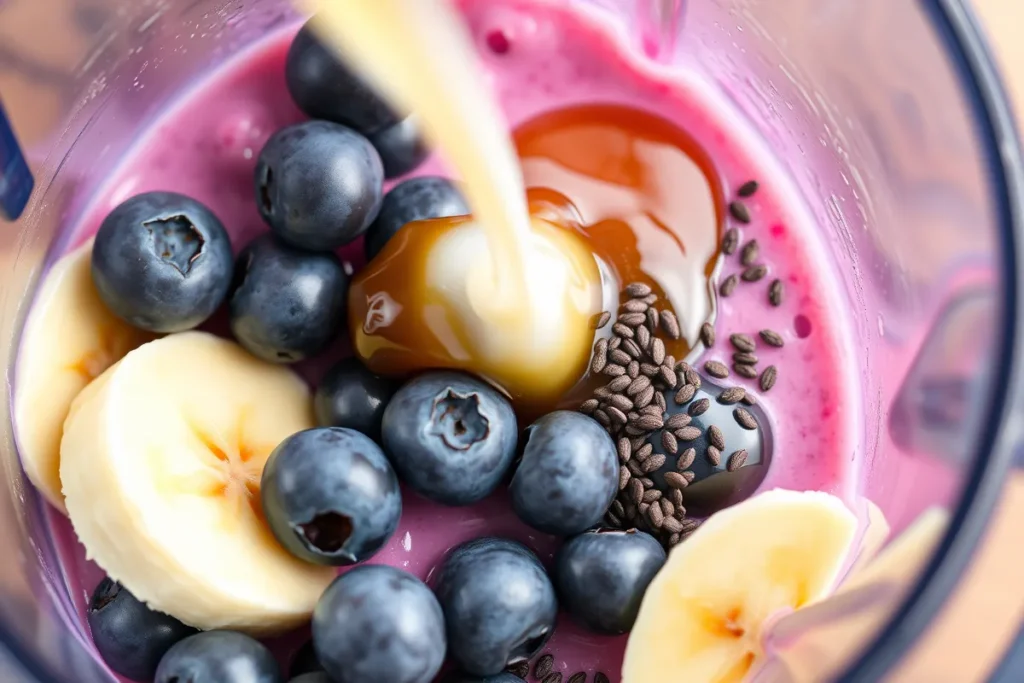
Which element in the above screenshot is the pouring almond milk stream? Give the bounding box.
[301,0,605,410]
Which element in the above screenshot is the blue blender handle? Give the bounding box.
[0,100,34,221]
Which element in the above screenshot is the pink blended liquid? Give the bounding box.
[34,1,858,680]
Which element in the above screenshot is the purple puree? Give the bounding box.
[26,1,857,679]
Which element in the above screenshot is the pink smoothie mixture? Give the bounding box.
[31,0,858,680]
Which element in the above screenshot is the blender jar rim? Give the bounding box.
[839,0,1024,679]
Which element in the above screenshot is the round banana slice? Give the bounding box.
[15,238,154,514]
[622,489,858,683]
[61,331,333,635]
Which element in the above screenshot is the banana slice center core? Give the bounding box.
[697,603,761,682]
[187,419,269,523]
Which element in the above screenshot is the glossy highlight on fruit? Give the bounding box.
[261,427,402,566]
[434,538,557,676]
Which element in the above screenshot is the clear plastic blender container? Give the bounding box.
[0,0,1022,681]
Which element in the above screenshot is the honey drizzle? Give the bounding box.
[349,104,723,418]
[517,103,724,360]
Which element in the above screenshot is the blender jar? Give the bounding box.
[0,0,1021,681]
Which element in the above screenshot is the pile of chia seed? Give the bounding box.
[578,180,787,549]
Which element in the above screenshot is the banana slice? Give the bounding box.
[759,507,948,682]
[60,331,333,634]
[622,489,858,683]
[15,238,154,514]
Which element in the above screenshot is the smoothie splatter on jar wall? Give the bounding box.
[13,1,885,682]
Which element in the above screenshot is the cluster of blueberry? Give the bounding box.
[257,373,664,682]
[82,19,667,683]
[92,20,467,363]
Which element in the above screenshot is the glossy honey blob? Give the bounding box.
[349,104,722,416]
[348,215,607,415]
[518,103,723,361]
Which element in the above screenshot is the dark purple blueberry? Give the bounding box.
[443,674,524,683]
[652,378,770,515]
[87,578,197,681]
[364,176,469,260]
[509,411,618,536]
[155,631,281,683]
[554,529,666,635]
[91,191,233,333]
[290,674,332,683]
[381,372,517,506]
[255,120,383,251]
[286,21,400,135]
[370,115,429,179]
[313,565,446,683]
[433,538,557,676]
[314,357,397,441]
[262,427,401,566]
[288,640,324,679]
[228,234,348,363]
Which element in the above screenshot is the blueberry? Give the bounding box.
[443,674,524,683]
[509,411,619,536]
[91,191,233,333]
[433,538,557,676]
[289,640,323,678]
[313,565,446,683]
[314,357,397,441]
[262,427,402,566]
[87,578,197,681]
[290,674,332,683]
[286,21,400,135]
[228,234,348,363]
[381,372,517,506]
[155,631,281,683]
[649,379,770,516]
[370,115,429,179]
[255,120,384,251]
[365,176,469,260]
[554,529,666,635]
